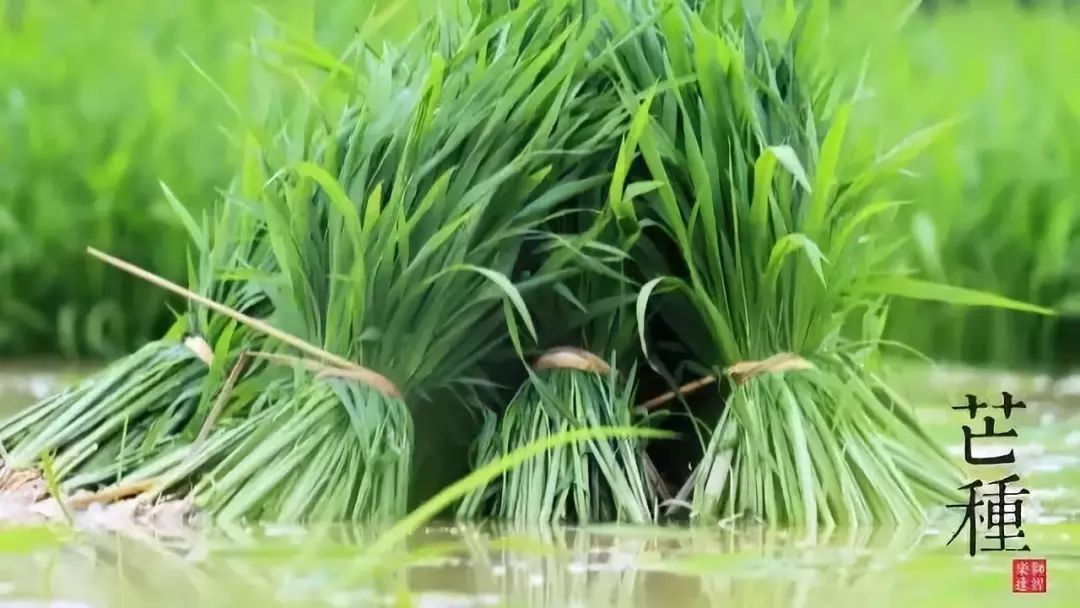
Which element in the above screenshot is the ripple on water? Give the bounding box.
[1066,431,1080,448]
[413,592,500,608]
[1023,454,1080,475]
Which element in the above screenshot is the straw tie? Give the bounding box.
[183,336,214,365]
[640,352,814,410]
[249,351,402,399]
[725,352,814,386]
[318,366,402,399]
[531,347,611,375]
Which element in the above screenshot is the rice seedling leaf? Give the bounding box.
[751,147,780,236]
[635,276,671,358]
[292,161,363,238]
[430,264,537,342]
[768,145,812,193]
[765,233,827,287]
[807,102,851,234]
[864,277,1056,315]
[160,181,207,252]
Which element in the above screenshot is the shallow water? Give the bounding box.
[0,364,1076,607]
[0,519,1076,607]
[0,363,89,417]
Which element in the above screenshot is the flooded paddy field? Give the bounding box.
[0,363,1075,608]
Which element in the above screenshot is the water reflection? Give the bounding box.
[0,517,1076,607]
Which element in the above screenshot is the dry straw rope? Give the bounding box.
[183,336,214,365]
[725,352,814,386]
[532,346,611,375]
[248,351,402,398]
[640,352,814,410]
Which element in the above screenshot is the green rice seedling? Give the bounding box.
[590,0,1050,530]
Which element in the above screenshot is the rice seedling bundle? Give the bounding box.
[592,0,971,530]
[452,47,670,521]
[2,0,636,525]
[458,263,661,524]
[460,353,656,524]
[0,181,272,508]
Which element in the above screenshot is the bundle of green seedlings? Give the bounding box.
[451,0,695,526]
[1,0,639,524]
[591,0,996,530]
[0,187,269,505]
[457,261,661,525]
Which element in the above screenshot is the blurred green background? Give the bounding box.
[0,0,1077,371]
[0,0,409,359]
[839,2,1080,372]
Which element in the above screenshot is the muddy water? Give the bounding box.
[0,364,1075,607]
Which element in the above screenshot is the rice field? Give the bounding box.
[0,0,1077,606]
[0,0,373,358]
